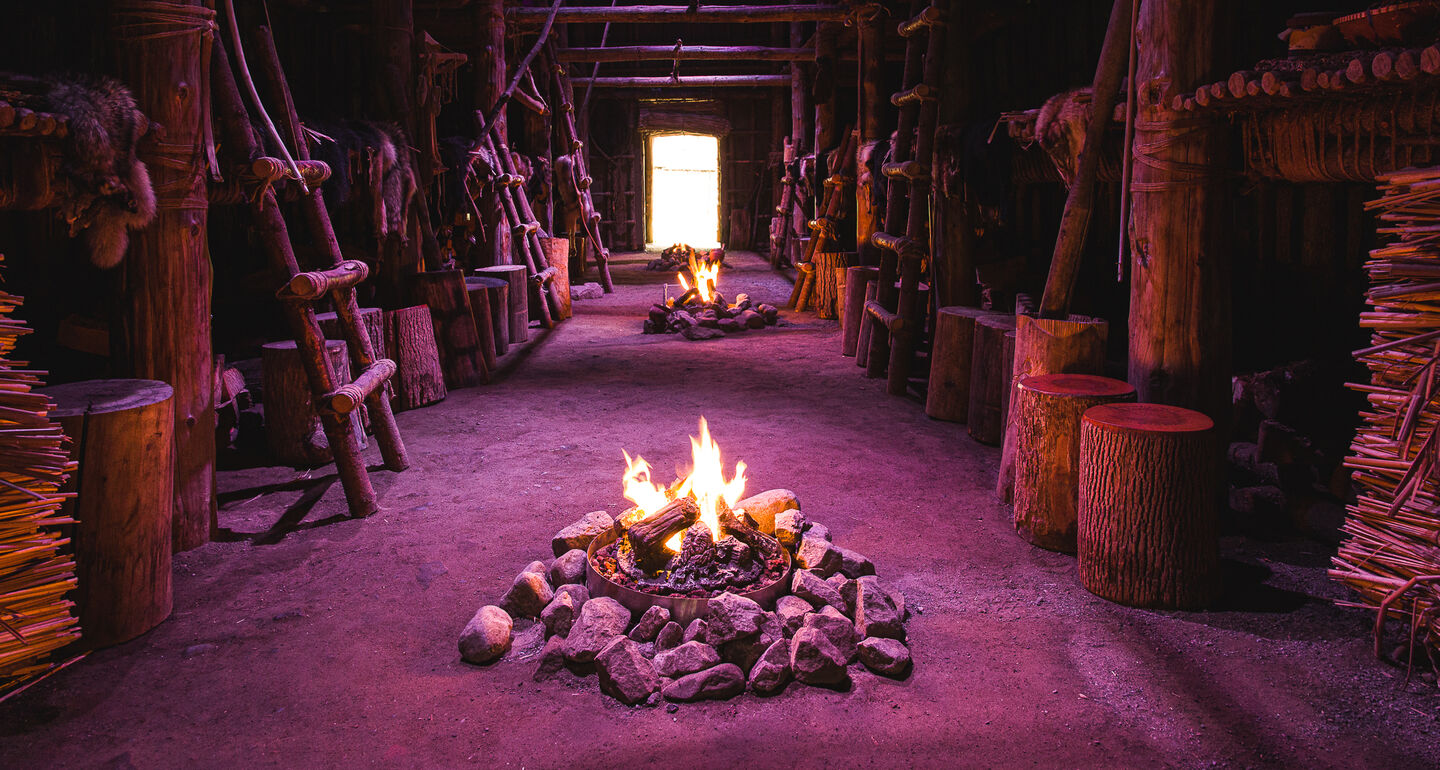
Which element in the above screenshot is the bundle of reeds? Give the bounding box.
[1333,167,1440,663]
[0,255,80,698]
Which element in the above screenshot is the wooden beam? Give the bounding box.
[508,4,850,24]
[558,45,812,62]
[570,75,792,87]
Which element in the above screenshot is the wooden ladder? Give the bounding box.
[789,127,856,309]
[546,41,616,293]
[214,32,408,519]
[864,0,947,396]
[480,128,562,329]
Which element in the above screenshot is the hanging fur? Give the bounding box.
[1033,87,1092,186]
[305,119,417,242]
[2,74,157,268]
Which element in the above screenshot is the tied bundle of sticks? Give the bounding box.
[1333,166,1440,672]
[0,256,80,699]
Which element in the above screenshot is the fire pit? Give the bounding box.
[643,248,781,339]
[458,418,914,705]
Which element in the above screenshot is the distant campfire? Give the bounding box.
[642,245,779,339]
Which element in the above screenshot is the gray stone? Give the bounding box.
[825,574,854,614]
[533,635,568,681]
[704,591,764,645]
[720,612,782,673]
[671,309,697,329]
[662,663,746,702]
[804,522,832,542]
[858,637,911,678]
[855,579,905,641]
[549,549,588,586]
[836,545,876,578]
[748,638,792,694]
[555,583,590,607]
[500,570,553,618]
[655,620,684,652]
[718,317,744,333]
[571,282,604,300]
[503,620,546,661]
[540,590,579,638]
[459,605,512,664]
[733,489,799,533]
[801,611,858,664]
[563,597,632,663]
[792,569,847,613]
[796,537,844,577]
[628,605,670,642]
[682,618,708,644]
[681,325,724,341]
[818,605,847,621]
[773,509,807,550]
[653,640,721,677]
[522,560,547,576]
[597,637,663,705]
[552,511,614,557]
[775,595,812,637]
[738,309,766,330]
[790,627,848,687]
[758,304,780,324]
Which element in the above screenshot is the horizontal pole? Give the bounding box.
[558,45,813,62]
[509,4,850,24]
[570,75,793,88]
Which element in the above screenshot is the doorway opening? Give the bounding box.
[647,133,720,249]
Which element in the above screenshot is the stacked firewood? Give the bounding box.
[1333,166,1440,661]
[644,291,779,340]
[645,243,724,272]
[0,259,81,696]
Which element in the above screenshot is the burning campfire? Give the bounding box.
[643,248,781,340]
[458,418,913,705]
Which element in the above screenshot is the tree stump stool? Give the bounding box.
[966,314,1018,444]
[1078,403,1221,609]
[384,306,447,410]
[41,379,174,648]
[855,279,879,367]
[540,236,572,321]
[410,270,488,389]
[998,314,1109,503]
[261,340,363,466]
[926,306,1004,422]
[1013,374,1135,553]
[842,266,879,357]
[813,251,851,319]
[476,265,529,344]
[464,278,502,372]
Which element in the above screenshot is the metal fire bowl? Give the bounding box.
[585,529,792,626]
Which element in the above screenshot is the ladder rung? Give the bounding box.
[286,260,369,300]
[532,266,559,285]
[512,222,540,236]
[891,83,938,107]
[881,161,930,182]
[864,300,905,332]
[329,359,397,414]
[824,174,854,187]
[501,174,525,187]
[898,6,943,38]
[872,231,925,260]
[250,157,331,185]
[578,175,593,189]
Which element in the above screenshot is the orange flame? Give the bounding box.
[677,259,721,304]
[620,417,747,552]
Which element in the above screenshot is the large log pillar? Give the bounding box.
[112,0,215,552]
[1128,0,1231,430]
[855,5,886,267]
[813,17,839,165]
[476,0,508,145]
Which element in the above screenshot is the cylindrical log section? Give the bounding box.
[926,306,1004,422]
[1013,374,1135,553]
[855,279,879,367]
[43,380,174,648]
[967,314,1018,445]
[384,306,447,410]
[843,266,879,356]
[813,251,851,320]
[487,280,510,355]
[315,307,386,430]
[410,270,489,389]
[476,265,529,343]
[262,341,360,466]
[998,314,1109,502]
[540,236,573,320]
[465,277,502,371]
[1078,403,1220,609]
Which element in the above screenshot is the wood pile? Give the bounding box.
[1333,166,1440,661]
[0,262,80,697]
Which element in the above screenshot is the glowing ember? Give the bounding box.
[620,417,747,551]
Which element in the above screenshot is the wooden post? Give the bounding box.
[926,306,1003,421]
[1012,374,1135,553]
[1128,0,1231,433]
[856,279,879,367]
[813,252,850,319]
[813,17,839,162]
[856,8,886,268]
[44,379,174,648]
[1078,403,1220,609]
[540,236,572,320]
[112,0,215,552]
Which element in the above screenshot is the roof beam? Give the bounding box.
[508,4,850,25]
[558,45,813,62]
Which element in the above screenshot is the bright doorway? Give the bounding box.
[648,133,720,249]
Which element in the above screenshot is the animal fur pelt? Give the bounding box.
[1,74,157,268]
[1033,87,1091,185]
[305,119,417,241]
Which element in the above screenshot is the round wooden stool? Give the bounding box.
[410,270,488,389]
[1078,403,1220,609]
[41,379,175,648]
[539,236,572,321]
[464,277,503,371]
[966,314,1018,445]
[383,306,447,411]
[842,266,879,357]
[926,306,1005,422]
[813,251,851,319]
[475,265,529,344]
[261,340,361,466]
[1013,374,1135,553]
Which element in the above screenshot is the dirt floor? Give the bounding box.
[4,250,1440,769]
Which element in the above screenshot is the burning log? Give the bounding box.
[624,497,700,571]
